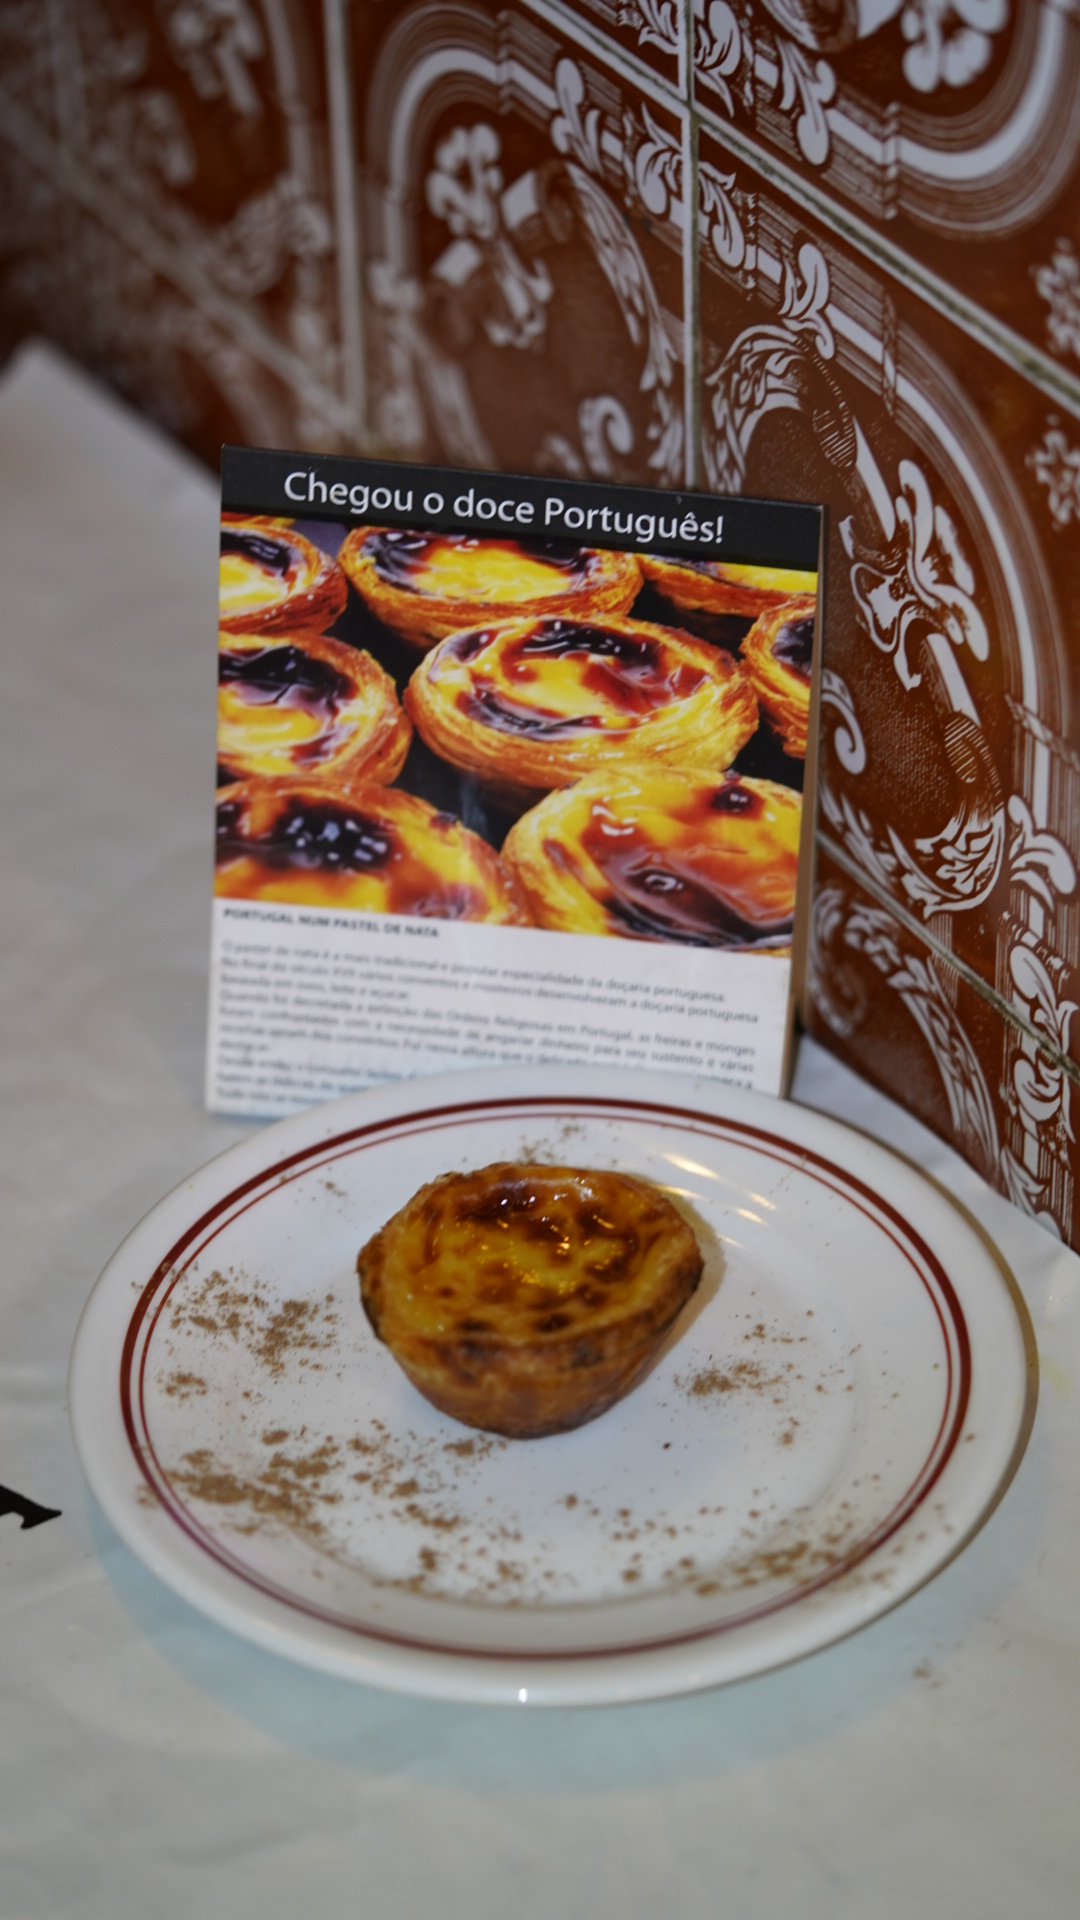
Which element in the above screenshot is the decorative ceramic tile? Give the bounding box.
[807,845,1080,1248]
[0,0,356,453]
[0,133,309,462]
[691,2,1080,393]
[526,0,687,93]
[357,0,693,484]
[697,120,1080,1100]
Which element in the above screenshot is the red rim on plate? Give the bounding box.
[119,1094,972,1665]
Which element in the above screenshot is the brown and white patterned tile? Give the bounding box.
[690,2,1080,401]
[357,0,694,484]
[0,0,357,453]
[697,120,1080,1082]
[524,0,688,94]
[806,845,1080,1250]
[0,131,322,463]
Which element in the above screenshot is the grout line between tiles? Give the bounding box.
[323,0,367,450]
[518,0,682,109]
[525,0,1080,422]
[0,85,353,433]
[7,7,1076,444]
[690,104,1080,425]
[683,1,701,488]
[817,829,1080,1089]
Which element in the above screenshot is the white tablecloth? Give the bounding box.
[2,342,1077,1919]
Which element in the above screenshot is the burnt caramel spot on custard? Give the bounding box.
[452,1173,566,1233]
[219,645,351,716]
[444,627,500,664]
[580,779,793,948]
[220,529,295,576]
[361,528,429,589]
[710,781,760,815]
[215,798,245,853]
[770,614,814,679]
[456,687,589,737]
[587,848,785,945]
[455,618,706,736]
[216,796,395,873]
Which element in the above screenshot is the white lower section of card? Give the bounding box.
[206,900,793,1117]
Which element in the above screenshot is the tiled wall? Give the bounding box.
[3,2,1080,1242]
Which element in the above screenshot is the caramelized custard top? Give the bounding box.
[220,643,349,708]
[669,559,818,596]
[365,1164,690,1345]
[445,617,709,738]
[218,644,353,768]
[214,787,519,920]
[579,778,793,946]
[499,769,801,948]
[219,528,309,619]
[218,792,388,869]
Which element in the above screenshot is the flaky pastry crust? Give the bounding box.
[502,767,801,946]
[738,597,816,758]
[338,527,642,647]
[217,631,411,788]
[639,555,818,619]
[214,779,530,922]
[358,1163,703,1438]
[405,614,759,807]
[219,517,347,635]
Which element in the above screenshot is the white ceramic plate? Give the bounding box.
[69,1067,1035,1706]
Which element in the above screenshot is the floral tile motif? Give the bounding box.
[358,0,693,485]
[0,131,319,464]
[807,846,1080,1247]
[0,0,354,454]
[691,2,1080,385]
[530,0,687,92]
[697,121,1080,1081]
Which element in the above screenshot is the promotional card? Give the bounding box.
[207,451,823,1117]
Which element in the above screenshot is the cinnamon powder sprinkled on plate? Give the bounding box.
[152,1266,851,1604]
[169,1270,338,1376]
[172,1438,343,1539]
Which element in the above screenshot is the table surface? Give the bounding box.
[2,342,1078,1920]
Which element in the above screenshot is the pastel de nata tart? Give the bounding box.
[739,596,816,759]
[639,555,818,619]
[405,615,759,808]
[215,779,530,923]
[502,767,801,947]
[338,527,642,648]
[219,517,347,636]
[358,1163,703,1438]
[218,631,411,788]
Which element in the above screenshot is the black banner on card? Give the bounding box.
[221,448,821,573]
